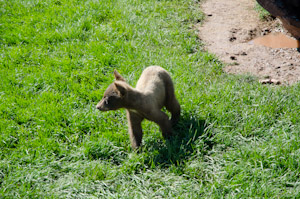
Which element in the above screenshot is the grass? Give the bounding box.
[1,0,300,198]
[255,3,273,21]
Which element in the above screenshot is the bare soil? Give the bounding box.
[198,0,300,85]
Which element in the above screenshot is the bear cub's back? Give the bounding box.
[136,66,171,93]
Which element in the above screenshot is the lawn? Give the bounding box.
[1,0,300,198]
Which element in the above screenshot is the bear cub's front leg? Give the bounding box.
[126,110,144,149]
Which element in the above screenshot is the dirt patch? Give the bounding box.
[198,0,300,85]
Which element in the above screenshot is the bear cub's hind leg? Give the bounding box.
[166,97,181,126]
[149,110,173,139]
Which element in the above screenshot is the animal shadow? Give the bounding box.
[143,112,215,167]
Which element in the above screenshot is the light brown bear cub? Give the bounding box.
[96,66,181,149]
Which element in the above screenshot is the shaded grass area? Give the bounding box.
[1,0,300,198]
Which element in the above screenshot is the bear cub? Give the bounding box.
[96,66,180,149]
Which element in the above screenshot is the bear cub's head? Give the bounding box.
[96,70,128,111]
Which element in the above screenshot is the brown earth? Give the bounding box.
[198,0,300,85]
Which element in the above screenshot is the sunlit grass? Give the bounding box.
[1,0,300,198]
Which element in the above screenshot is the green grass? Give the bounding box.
[1,0,300,198]
[255,3,273,21]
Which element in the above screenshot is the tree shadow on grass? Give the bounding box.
[142,112,215,168]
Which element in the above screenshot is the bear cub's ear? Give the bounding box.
[114,70,126,81]
[114,82,127,97]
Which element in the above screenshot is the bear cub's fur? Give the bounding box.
[96,66,180,149]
